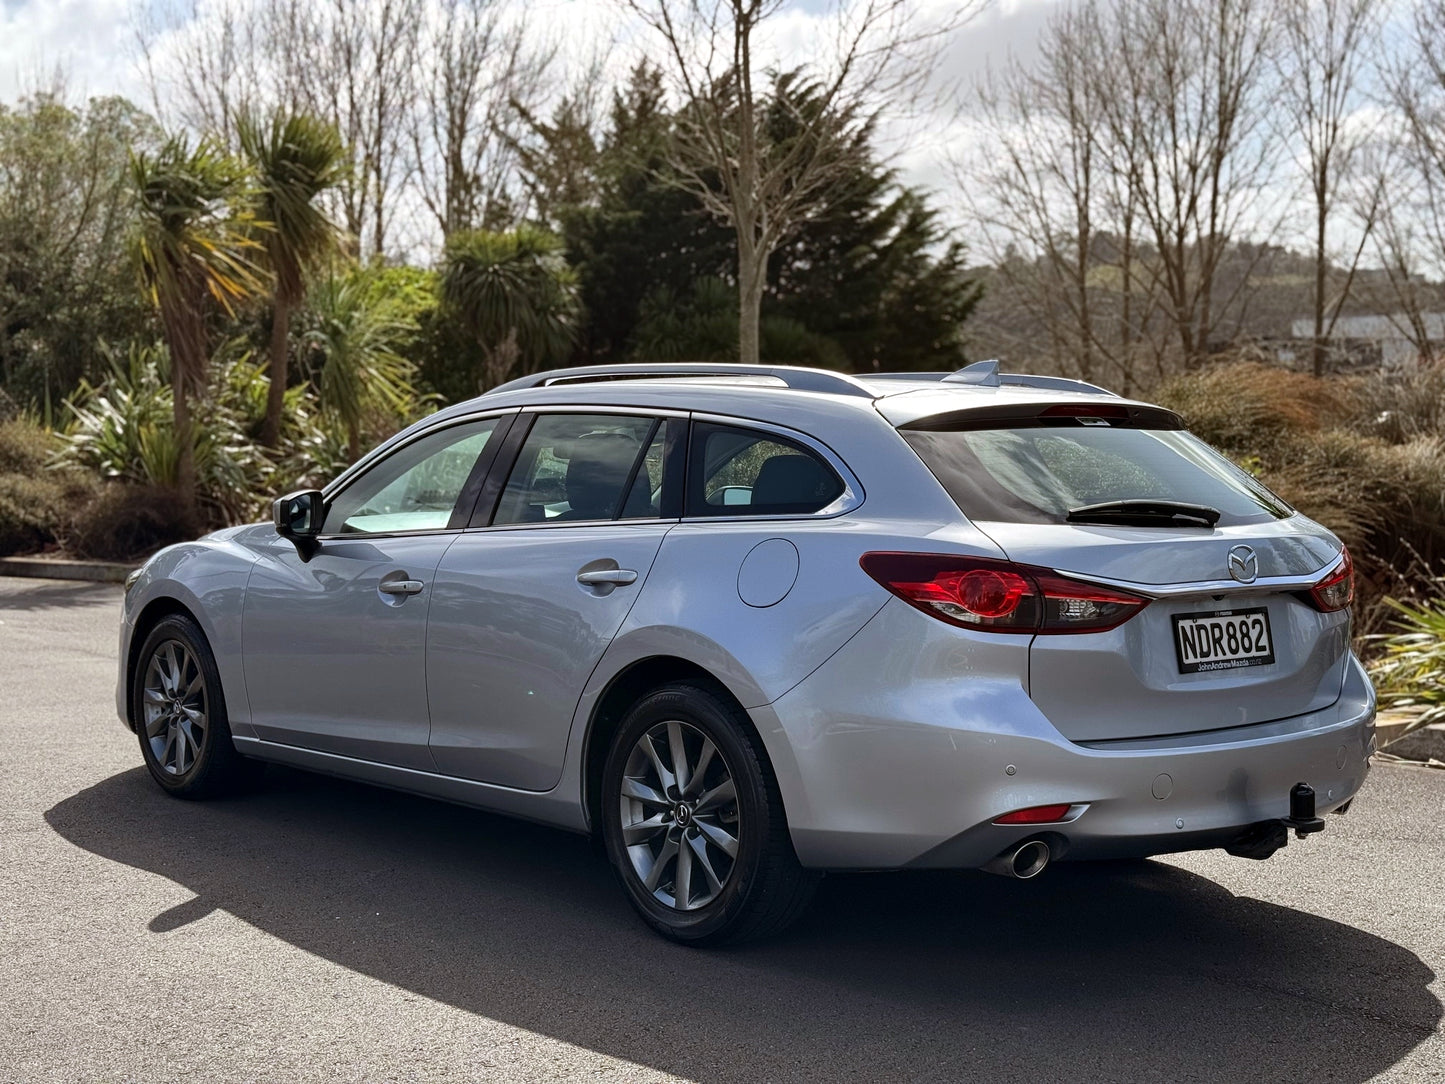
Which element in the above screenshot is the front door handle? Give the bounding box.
[577,569,638,587]
[378,579,425,596]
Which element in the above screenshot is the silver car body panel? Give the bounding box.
[425,521,672,790]
[116,373,1375,872]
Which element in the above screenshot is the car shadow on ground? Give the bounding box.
[0,579,120,612]
[47,765,1440,1083]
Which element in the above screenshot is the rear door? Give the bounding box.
[424,410,681,790]
[901,413,1351,742]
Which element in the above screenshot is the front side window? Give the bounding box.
[492,414,666,525]
[323,419,500,534]
[687,423,845,517]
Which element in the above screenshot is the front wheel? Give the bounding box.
[132,614,259,799]
[600,681,817,945]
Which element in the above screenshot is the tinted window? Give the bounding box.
[687,423,845,517]
[493,414,665,525]
[903,425,1293,526]
[323,419,500,534]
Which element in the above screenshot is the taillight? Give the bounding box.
[859,552,1148,634]
[1308,548,1354,612]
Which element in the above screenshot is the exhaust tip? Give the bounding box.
[984,839,1053,879]
[1010,839,1051,879]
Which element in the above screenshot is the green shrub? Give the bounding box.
[66,483,197,562]
[0,419,95,555]
[1369,589,1445,724]
[0,417,58,473]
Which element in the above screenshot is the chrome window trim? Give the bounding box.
[463,517,679,535]
[685,411,865,521]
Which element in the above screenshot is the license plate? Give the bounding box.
[1172,607,1275,674]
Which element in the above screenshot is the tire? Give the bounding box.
[132,614,260,799]
[600,680,818,945]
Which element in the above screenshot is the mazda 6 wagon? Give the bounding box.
[117,361,1376,944]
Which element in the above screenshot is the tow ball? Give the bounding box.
[1226,782,1327,860]
[1283,781,1326,838]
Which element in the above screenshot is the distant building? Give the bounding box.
[1284,314,1445,369]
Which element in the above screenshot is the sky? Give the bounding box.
[0,0,1063,204]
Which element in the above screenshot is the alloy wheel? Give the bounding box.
[141,639,208,777]
[619,719,740,911]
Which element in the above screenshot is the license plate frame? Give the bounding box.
[1171,606,1275,674]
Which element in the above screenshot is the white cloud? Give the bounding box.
[0,0,148,105]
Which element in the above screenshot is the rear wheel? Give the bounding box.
[600,681,817,945]
[133,614,259,798]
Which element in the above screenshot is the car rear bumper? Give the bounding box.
[762,600,1375,871]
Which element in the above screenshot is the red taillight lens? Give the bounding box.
[1308,548,1354,612]
[993,803,1074,825]
[859,552,1148,634]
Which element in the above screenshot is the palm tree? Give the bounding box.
[131,135,260,511]
[238,111,347,448]
[304,274,420,462]
[441,227,581,389]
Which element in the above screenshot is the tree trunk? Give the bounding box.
[262,298,290,448]
[737,254,764,366]
[1312,198,1328,377]
[173,369,196,520]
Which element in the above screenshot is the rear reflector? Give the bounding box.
[860,552,1148,634]
[1307,548,1354,613]
[993,804,1074,825]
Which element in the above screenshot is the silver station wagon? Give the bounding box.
[117,362,1375,944]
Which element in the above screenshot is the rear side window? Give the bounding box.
[492,413,666,525]
[903,425,1293,526]
[687,422,845,517]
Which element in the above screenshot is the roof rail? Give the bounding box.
[873,362,1115,397]
[485,363,877,399]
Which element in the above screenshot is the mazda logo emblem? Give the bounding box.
[1228,545,1258,584]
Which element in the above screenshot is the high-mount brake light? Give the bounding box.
[1308,548,1354,613]
[1038,403,1130,420]
[859,552,1149,634]
[993,804,1075,825]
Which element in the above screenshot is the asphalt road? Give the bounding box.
[1,576,1442,1084]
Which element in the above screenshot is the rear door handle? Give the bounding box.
[378,579,425,596]
[577,569,638,587]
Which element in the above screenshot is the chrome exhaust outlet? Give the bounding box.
[984,839,1052,879]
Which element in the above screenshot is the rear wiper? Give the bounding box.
[1065,500,1221,528]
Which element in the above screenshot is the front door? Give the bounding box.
[242,415,508,769]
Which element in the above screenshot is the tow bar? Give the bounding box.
[1283,781,1326,837]
[1226,782,1327,860]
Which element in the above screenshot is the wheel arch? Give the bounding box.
[580,655,785,837]
[123,596,204,732]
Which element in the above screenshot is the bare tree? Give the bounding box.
[411,0,556,239]
[964,2,1168,389]
[1101,0,1281,367]
[622,0,977,366]
[1275,0,1383,376]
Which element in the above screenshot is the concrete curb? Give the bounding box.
[0,556,131,584]
[1380,720,1445,764]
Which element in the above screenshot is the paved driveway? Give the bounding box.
[1,576,1441,1083]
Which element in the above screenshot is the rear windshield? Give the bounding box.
[902,425,1293,526]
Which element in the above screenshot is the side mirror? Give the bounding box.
[272,489,324,560]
